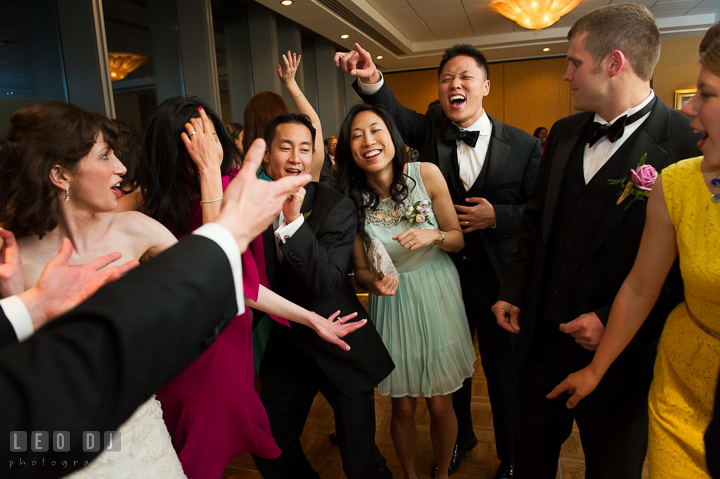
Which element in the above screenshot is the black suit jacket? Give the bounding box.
[0,235,238,477]
[319,152,336,190]
[354,80,542,283]
[498,98,700,365]
[260,182,394,398]
[0,309,16,347]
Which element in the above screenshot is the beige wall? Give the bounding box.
[654,36,702,108]
[383,35,703,136]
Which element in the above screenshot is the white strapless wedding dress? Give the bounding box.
[64,395,186,478]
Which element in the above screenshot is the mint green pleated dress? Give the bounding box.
[364,162,476,398]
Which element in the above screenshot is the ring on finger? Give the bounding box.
[189,131,197,137]
[408,242,412,247]
[465,220,469,226]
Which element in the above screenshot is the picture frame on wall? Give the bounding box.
[674,89,697,110]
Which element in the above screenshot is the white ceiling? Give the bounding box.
[256,0,719,71]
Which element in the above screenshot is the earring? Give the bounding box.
[65,186,69,202]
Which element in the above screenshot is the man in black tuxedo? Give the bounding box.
[336,42,542,478]
[251,113,394,479]
[319,135,337,189]
[0,142,311,478]
[492,4,700,478]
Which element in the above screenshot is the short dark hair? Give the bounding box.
[264,113,317,152]
[700,22,720,55]
[438,44,489,81]
[0,101,118,238]
[324,136,337,146]
[568,4,660,81]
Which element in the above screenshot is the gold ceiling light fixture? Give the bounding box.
[107,53,147,82]
[491,0,584,31]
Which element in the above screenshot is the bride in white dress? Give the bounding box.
[0,102,186,478]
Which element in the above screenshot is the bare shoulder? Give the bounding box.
[418,162,448,196]
[106,211,167,235]
[102,211,176,252]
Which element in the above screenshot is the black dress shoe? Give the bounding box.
[493,462,514,479]
[430,445,461,477]
[459,430,478,455]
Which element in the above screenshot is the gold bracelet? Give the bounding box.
[292,91,303,100]
[200,197,223,203]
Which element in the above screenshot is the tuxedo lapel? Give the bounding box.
[475,115,510,200]
[543,113,593,242]
[586,104,670,257]
[262,227,279,288]
[300,182,316,219]
[434,117,455,181]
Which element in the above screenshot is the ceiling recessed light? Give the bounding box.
[376,55,383,59]
[340,34,350,39]
[543,47,550,52]
[281,0,292,5]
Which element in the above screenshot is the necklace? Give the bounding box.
[712,170,720,203]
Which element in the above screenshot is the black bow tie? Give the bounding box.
[445,124,480,148]
[586,96,657,147]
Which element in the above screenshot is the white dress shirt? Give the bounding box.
[1,222,245,342]
[583,91,655,184]
[358,73,493,192]
[273,212,305,262]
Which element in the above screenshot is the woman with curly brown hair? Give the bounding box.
[0,100,184,478]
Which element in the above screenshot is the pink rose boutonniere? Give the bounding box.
[608,153,657,209]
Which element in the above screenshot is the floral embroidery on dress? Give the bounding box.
[364,163,437,230]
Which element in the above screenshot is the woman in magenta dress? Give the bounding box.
[141,97,364,479]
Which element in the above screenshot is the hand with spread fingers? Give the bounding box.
[277,51,301,86]
[181,106,223,176]
[333,43,381,84]
[455,197,496,233]
[0,228,23,298]
[21,238,139,329]
[393,227,441,251]
[310,311,366,351]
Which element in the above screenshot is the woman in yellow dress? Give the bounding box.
[546,40,720,477]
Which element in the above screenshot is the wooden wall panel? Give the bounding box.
[484,63,505,123]
[380,35,703,134]
[383,69,439,114]
[653,36,702,109]
[503,57,571,135]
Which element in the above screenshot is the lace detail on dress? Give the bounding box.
[364,163,437,229]
[365,201,408,228]
[65,396,187,479]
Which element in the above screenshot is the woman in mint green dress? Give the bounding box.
[336,104,476,479]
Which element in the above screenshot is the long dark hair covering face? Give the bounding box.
[335,104,412,239]
[141,96,240,236]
